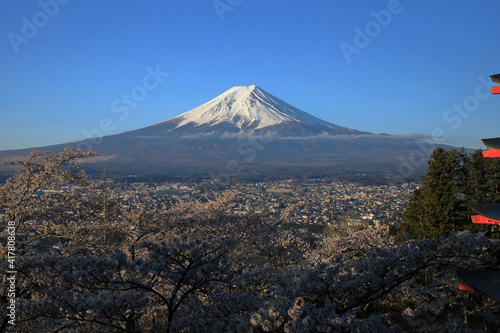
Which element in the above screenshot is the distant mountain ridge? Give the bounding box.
[0,85,437,181]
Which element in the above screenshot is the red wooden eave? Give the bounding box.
[483,148,500,158]
[471,215,500,225]
[457,270,500,304]
[491,74,500,94]
[458,281,475,291]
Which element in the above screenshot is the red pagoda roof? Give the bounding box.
[482,138,500,150]
[457,270,500,303]
[490,74,500,83]
[481,138,500,157]
[490,74,500,94]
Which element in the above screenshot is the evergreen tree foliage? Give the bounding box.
[400,148,466,240]
[486,155,500,202]
[402,148,500,240]
[462,149,500,205]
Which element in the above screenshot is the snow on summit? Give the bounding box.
[172,85,338,130]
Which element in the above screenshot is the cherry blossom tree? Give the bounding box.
[1,150,499,332]
[0,149,97,252]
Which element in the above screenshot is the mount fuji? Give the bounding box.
[173,84,334,130]
[0,85,436,182]
[125,85,366,139]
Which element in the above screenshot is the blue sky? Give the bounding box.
[1,0,499,151]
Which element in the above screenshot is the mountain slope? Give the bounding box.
[173,85,336,130]
[0,85,435,181]
[126,85,366,139]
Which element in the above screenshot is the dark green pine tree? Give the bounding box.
[399,187,426,238]
[462,149,493,205]
[400,148,467,240]
[486,156,500,203]
[464,149,500,238]
[485,156,500,239]
[459,149,492,234]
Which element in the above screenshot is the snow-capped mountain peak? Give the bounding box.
[171,85,338,130]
